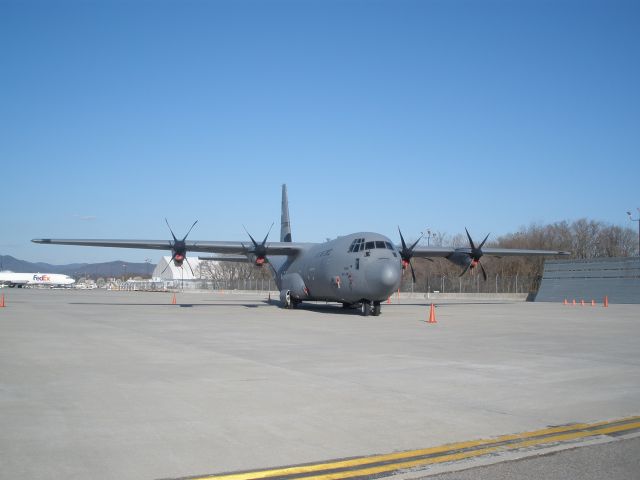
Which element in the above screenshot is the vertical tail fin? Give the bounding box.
[280,184,292,242]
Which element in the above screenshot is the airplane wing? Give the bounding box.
[476,248,571,257]
[409,246,570,258]
[32,238,309,257]
[198,255,252,263]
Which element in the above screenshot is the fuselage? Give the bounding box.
[0,272,76,287]
[271,232,402,304]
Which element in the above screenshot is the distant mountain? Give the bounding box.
[0,255,154,278]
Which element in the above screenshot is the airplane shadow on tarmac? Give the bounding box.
[67,300,369,315]
[394,301,522,306]
[68,300,517,314]
[68,302,268,309]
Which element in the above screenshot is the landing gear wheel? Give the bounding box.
[361,300,372,317]
[284,290,294,309]
[372,302,381,316]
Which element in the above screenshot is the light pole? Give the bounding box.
[628,208,640,256]
[145,258,152,278]
[423,229,438,246]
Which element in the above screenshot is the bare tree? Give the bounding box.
[413,219,636,290]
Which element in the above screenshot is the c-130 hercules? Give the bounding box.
[33,185,568,316]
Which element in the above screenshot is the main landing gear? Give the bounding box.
[360,300,381,317]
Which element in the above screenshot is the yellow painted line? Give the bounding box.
[289,421,640,480]
[191,423,596,480]
[189,416,640,480]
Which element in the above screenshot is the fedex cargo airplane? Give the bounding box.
[0,272,76,288]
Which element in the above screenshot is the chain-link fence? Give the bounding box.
[399,274,540,294]
[114,278,278,291]
[114,275,538,294]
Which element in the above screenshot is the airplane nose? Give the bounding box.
[366,260,401,298]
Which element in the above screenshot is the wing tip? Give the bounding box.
[32,238,51,244]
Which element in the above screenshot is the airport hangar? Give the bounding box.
[535,256,640,304]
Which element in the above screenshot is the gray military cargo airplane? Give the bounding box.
[33,185,568,316]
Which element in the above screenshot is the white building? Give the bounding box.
[152,256,203,281]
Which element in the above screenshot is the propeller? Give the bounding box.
[243,222,274,266]
[459,228,490,281]
[162,219,198,275]
[398,227,423,283]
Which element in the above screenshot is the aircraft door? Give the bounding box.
[306,265,315,282]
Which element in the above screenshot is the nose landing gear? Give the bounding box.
[281,290,301,309]
[361,300,382,316]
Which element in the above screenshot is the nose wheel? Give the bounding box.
[284,290,293,309]
[361,300,382,316]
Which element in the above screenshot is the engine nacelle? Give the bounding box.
[172,250,186,267]
[447,251,472,268]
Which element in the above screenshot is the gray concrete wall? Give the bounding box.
[536,257,640,304]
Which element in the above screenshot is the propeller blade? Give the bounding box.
[182,220,198,241]
[459,262,471,277]
[479,261,487,281]
[479,232,490,249]
[398,227,422,255]
[262,222,275,246]
[243,226,259,247]
[184,257,195,276]
[165,218,178,242]
[409,235,422,252]
[161,253,177,274]
[409,260,416,283]
[398,227,407,251]
[465,227,475,250]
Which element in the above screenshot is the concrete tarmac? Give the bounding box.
[425,436,640,480]
[0,289,638,479]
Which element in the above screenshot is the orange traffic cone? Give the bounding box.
[427,303,437,324]
[591,299,596,306]
[572,299,576,306]
[580,299,585,306]
[171,293,177,305]
[0,294,5,308]
[604,296,609,307]
[387,296,391,304]
[563,299,568,305]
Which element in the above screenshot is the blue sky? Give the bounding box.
[1,0,639,264]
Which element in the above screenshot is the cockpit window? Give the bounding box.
[349,237,365,253]
[361,240,397,251]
